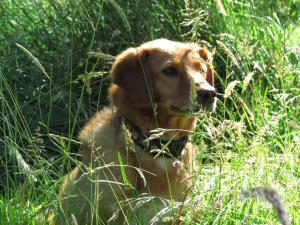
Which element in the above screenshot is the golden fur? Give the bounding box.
[51,39,216,224]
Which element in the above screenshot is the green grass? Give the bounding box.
[0,0,299,224]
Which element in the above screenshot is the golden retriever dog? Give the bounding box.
[51,39,216,225]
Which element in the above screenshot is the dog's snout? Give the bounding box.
[196,88,216,104]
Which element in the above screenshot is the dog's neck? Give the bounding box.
[114,96,196,140]
[156,108,196,139]
[112,92,197,157]
[119,116,189,158]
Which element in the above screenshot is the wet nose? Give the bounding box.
[196,88,216,105]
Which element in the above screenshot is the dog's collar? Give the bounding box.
[119,116,188,158]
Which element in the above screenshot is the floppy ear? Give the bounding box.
[199,48,214,86]
[111,47,153,106]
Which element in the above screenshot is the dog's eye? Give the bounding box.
[162,66,179,77]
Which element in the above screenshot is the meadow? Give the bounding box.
[0,0,299,224]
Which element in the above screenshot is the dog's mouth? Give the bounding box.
[170,105,189,114]
[193,98,217,112]
[170,98,216,115]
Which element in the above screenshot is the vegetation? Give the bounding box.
[0,0,299,224]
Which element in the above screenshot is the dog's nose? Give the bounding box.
[196,88,216,105]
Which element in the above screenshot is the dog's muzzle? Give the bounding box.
[195,85,216,112]
[197,88,216,105]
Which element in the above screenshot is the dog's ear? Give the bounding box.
[199,48,214,86]
[111,47,153,106]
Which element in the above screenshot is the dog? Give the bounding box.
[51,39,216,224]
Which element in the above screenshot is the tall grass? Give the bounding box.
[0,0,299,224]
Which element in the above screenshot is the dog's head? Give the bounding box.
[110,39,216,115]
